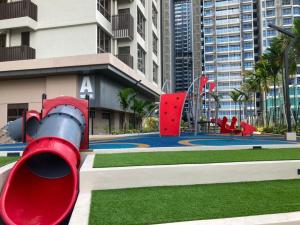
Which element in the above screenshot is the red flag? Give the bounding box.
[199,75,208,93]
[209,82,216,93]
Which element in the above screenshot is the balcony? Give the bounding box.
[117,54,133,69]
[112,13,134,40]
[0,0,37,30]
[0,46,35,62]
[0,0,37,21]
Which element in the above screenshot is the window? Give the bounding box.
[97,0,111,21]
[97,26,111,53]
[137,9,146,39]
[21,32,30,46]
[283,17,292,25]
[119,46,130,55]
[266,0,274,7]
[294,7,300,14]
[266,9,275,16]
[7,103,28,122]
[153,32,158,55]
[282,0,291,4]
[152,3,158,28]
[153,62,158,84]
[242,4,252,11]
[282,8,292,15]
[119,8,130,14]
[0,34,6,48]
[137,45,146,73]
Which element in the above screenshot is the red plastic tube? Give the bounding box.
[0,137,80,225]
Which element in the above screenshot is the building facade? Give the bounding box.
[259,0,300,52]
[259,0,300,118]
[202,0,259,119]
[0,0,161,134]
[174,0,193,93]
[162,0,201,94]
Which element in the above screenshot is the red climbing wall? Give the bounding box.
[159,92,187,136]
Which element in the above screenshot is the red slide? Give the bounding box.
[0,96,89,225]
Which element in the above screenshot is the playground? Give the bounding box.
[0,133,298,152]
[0,94,300,225]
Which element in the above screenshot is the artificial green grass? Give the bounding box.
[89,179,300,225]
[94,148,300,168]
[0,157,18,167]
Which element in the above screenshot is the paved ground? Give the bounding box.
[0,133,298,152]
[90,133,299,150]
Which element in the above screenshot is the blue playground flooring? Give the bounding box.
[0,133,298,152]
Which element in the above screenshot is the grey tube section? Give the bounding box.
[35,105,85,148]
[6,118,23,142]
[26,104,86,179]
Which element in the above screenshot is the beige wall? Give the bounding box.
[46,75,78,98]
[92,110,121,135]
[0,75,78,127]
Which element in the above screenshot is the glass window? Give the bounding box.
[282,8,292,15]
[152,3,158,28]
[153,32,158,55]
[97,26,111,53]
[7,103,28,122]
[0,34,6,48]
[97,0,111,21]
[294,7,300,14]
[153,62,158,84]
[21,32,30,46]
[137,8,146,39]
[138,45,146,73]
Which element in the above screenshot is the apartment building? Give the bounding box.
[259,0,300,115]
[259,0,300,51]
[161,0,175,92]
[162,0,201,93]
[202,0,259,119]
[174,0,193,93]
[0,0,161,134]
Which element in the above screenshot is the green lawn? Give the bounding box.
[94,148,300,168]
[89,179,300,225]
[0,157,18,167]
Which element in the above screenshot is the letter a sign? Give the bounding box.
[80,76,95,99]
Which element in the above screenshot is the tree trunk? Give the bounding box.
[215,102,219,134]
[273,79,277,126]
[244,100,247,122]
[239,101,242,125]
[261,91,267,127]
[254,92,257,125]
[235,104,237,117]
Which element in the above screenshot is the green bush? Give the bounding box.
[261,126,287,135]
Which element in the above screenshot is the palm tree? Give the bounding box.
[253,59,271,126]
[235,88,252,122]
[229,90,241,118]
[118,88,135,131]
[242,71,260,122]
[262,37,283,124]
[130,99,154,130]
[292,19,300,59]
[210,92,222,133]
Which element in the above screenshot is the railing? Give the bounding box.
[0,46,36,62]
[112,13,134,40]
[0,0,37,21]
[117,54,133,69]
